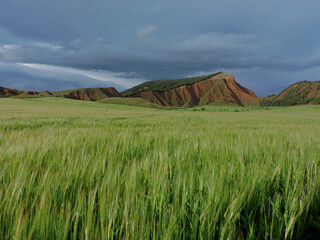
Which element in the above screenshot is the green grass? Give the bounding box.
[0,98,320,239]
[99,97,165,109]
[8,92,52,99]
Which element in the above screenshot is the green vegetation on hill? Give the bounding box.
[260,81,320,106]
[261,96,320,106]
[53,88,91,96]
[0,98,320,239]
[311,96,320,105]
[121,72,222,96]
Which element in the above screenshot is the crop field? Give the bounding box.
[0,98,320,239]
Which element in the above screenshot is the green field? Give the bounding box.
[99,97,164,109]
[0,98,320,239]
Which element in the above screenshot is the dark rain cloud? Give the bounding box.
[0,0,320,95]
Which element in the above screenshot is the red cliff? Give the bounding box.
[129,73,257,107]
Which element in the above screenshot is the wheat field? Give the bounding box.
[0,98,320,239]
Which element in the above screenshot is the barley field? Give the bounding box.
[0,98,320,239]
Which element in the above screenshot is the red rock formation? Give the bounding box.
[1,86,119,101]
[130,73,257,107]
[274,81,320,100]
[0,87,23,97]
[0,86,53,98]
[40,91,53,97]
[19,91,38,96]
[58,88,121,101]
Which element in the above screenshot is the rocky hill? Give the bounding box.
[1,86,121,101]
[0,86,53,98]
[52,88,121,101]
[122,72,258,107]
[0,86,22,97]
[260,81,320,106]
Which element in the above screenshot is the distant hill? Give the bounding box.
[260,81,320,106]
[122,72,258,107]
[0,86,22,97]
[1,86,120,101]
[0,86,53,98]
[53,88,121,101]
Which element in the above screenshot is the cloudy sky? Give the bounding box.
[0,0,320,96]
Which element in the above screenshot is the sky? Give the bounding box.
[0,0,320,96]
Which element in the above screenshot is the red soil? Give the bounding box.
[60,88,121,101]
[40,91,53,97]
[130,73,257,107]
[0,87,23,97]
[0,86,53,97]
[275,82,320,100]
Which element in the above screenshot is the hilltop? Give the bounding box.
[53,87,121,101]
[260,81,320,106]
[121,72,223,96]
[122,72,258,107]
[0,86,53,98]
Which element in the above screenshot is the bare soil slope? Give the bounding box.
[0,87,22,97]
[53,88,121,101]
[0,87,53,98]
[126,72,257,107]
[260,81,320,106]
[275,81,320,100]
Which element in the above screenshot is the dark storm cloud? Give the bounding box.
[0,0,320,95]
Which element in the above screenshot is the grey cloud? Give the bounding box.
[0,62,140,92]
[0,0,320,95]
[137,25,158,38]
